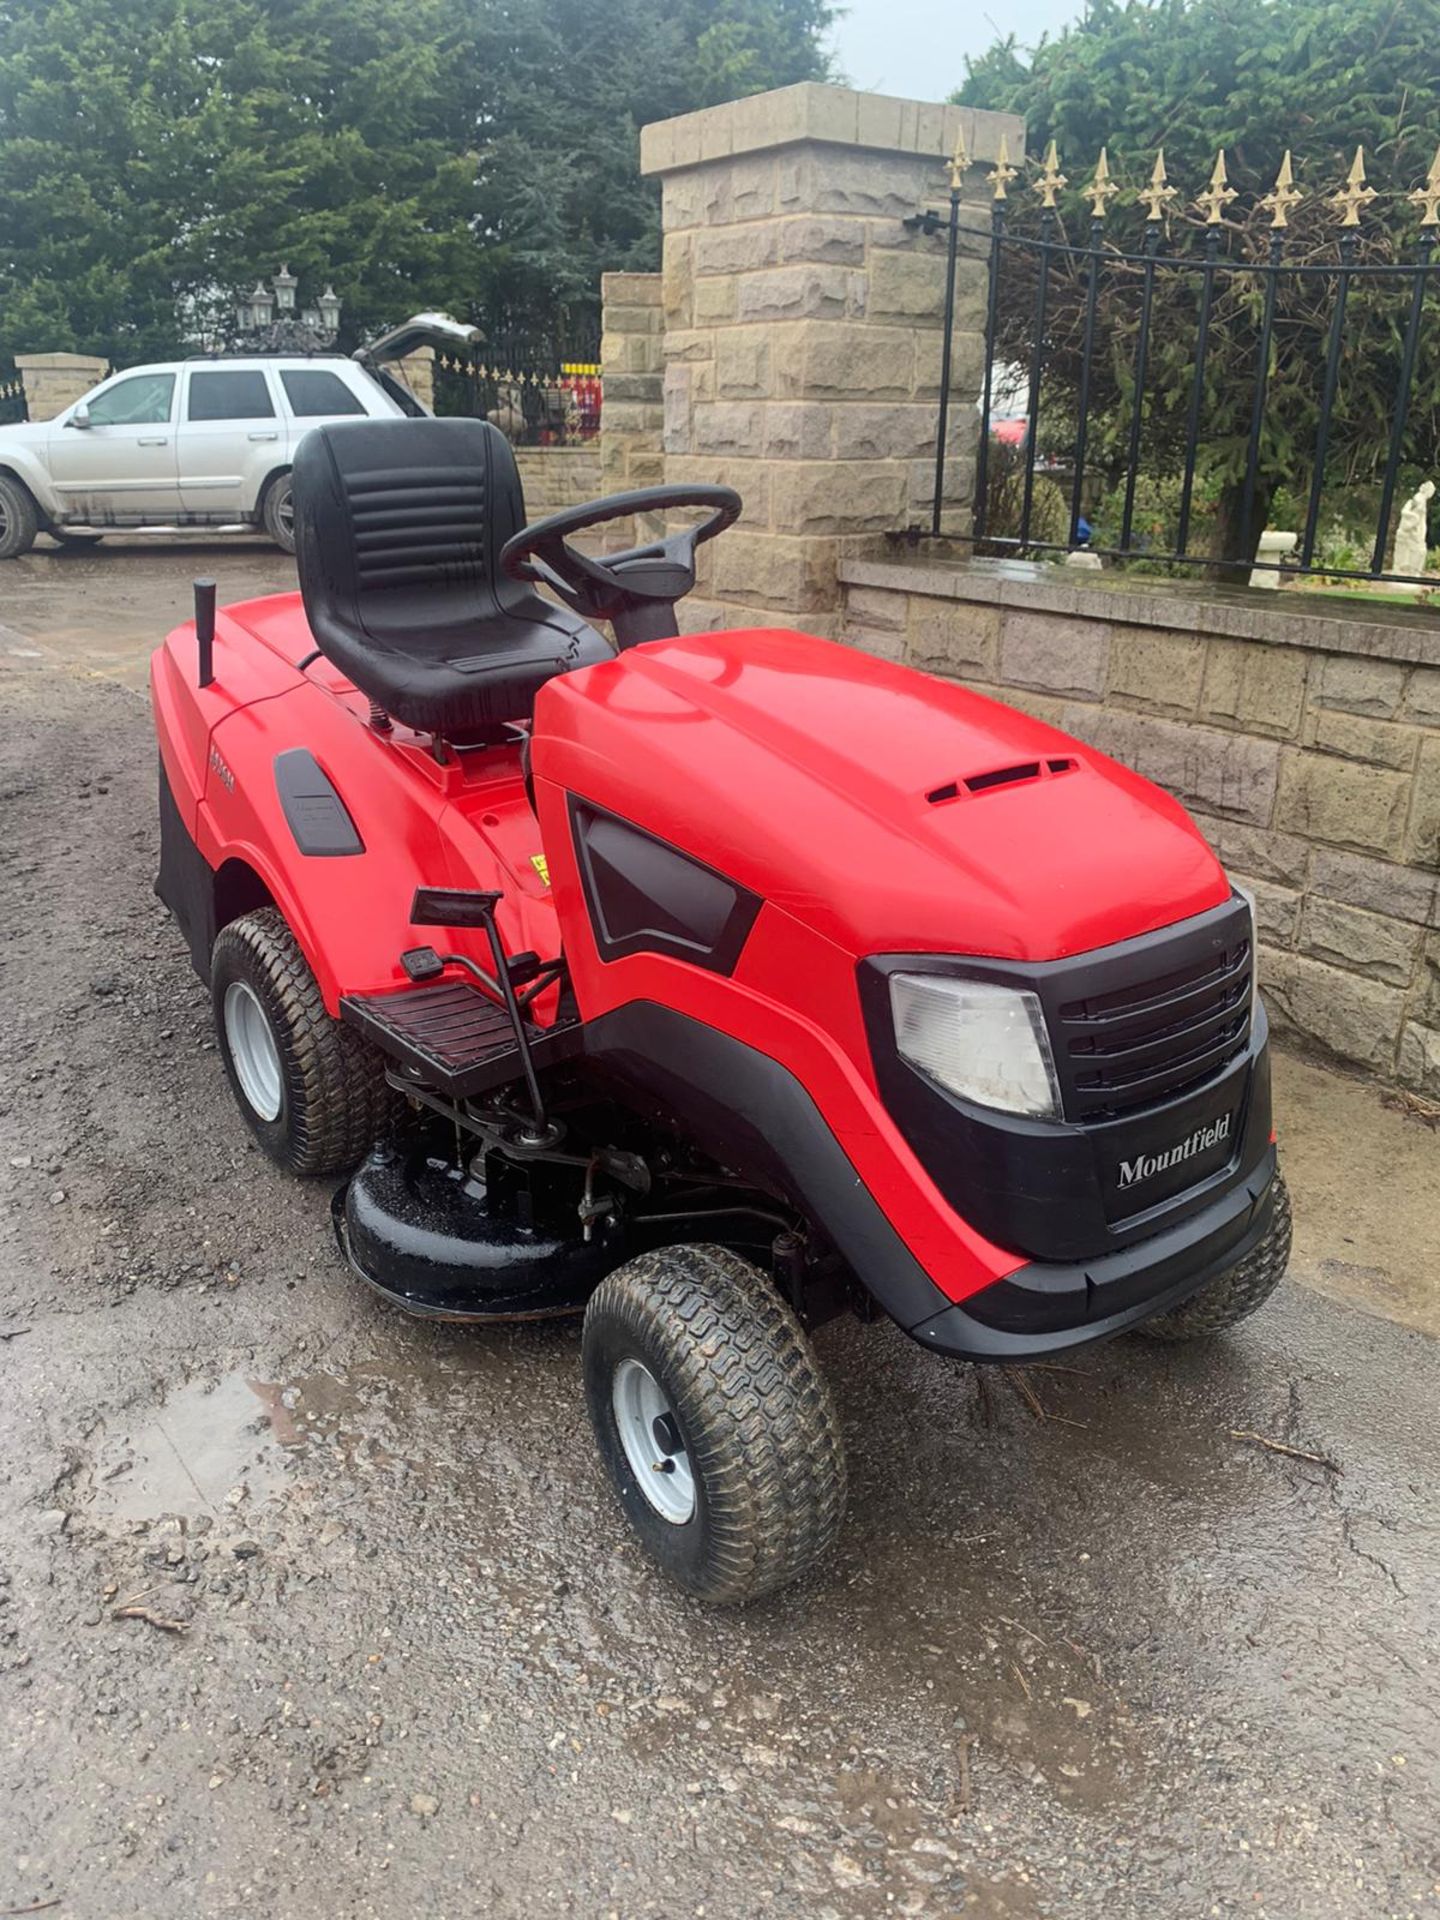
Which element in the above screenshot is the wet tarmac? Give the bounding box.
[0,542,1436,1918]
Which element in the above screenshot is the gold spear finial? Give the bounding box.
[1138,149,1178,222]
[1195,149,1237,225]
[1259,150,1303,229]
[1408,144,1440,227]
[989,135,1019,201]
[1329,145,1377,227]
[1083,147,1119,220]
[948,127,969,194]
[1036,138,1068,210]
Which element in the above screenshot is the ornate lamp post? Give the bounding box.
[233,267,342,352]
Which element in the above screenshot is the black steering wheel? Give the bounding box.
[499,484,741,645]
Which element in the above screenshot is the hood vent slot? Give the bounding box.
[927,757,1076,805]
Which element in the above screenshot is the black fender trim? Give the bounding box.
[580,1001,950,1332]
[156,755,218,982]
[581,1002,1281,1362]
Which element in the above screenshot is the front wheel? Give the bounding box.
[262,474,296,553]
[211,907,394,1175]
[0,474,38,560]
[582,1245,846,1605]
[1137,1172,1292,1342]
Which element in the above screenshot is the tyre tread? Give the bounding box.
[1139,1173,1292,1342]
[584,1245,846,1605]
[212,907,394,1175]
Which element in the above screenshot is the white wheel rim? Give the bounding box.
[612,1358,695,1525]
[223,980,283,1122]
[276,488,294,538]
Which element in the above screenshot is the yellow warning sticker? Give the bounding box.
[530,853,550,886]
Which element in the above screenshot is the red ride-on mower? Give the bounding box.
[152,417,1292,1603]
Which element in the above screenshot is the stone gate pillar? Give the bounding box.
[639,83,1023,635]
[15,352,109,421]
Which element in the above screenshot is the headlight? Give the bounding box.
[889,973,1062,1120]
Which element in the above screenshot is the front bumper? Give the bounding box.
[910,1145,1280,1360]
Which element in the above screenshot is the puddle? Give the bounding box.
[78,1348,502,1528]
[84,1372,296,1526]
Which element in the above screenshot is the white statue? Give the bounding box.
[1393,479,1434,580]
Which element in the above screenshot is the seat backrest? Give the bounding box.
[292,415,526,650]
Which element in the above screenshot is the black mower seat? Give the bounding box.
[292,416,610,743]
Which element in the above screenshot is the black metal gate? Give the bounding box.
[0,367,26,426]
[911,138,1440,586]
[432,350,601,447]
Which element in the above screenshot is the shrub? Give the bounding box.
[977,437,1071,554]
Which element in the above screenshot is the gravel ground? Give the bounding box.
[0,542,1436,1920]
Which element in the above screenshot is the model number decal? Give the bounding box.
[209,744,236,792]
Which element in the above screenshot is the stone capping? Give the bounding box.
[839,555,1440,670]
[640,82,1023,177]
[13,351,109,370]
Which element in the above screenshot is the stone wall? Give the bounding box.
[16,352,108,420]
[639,84,1022,636]
[839,556,1440,1096]
[599,272,664,550]
[514,445,603,515]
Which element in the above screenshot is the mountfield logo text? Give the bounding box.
[1118,1113,1232,1191]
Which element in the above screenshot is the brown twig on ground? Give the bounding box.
[1011,1661,1032,1700]
[0,1327,32,1342]
[1011,1372,1048,1420]
[998,1614,1050,1648]
[0,1900,64,1915]
[111,1585,158,1611]
[1229,1429,1342,1474]
[1381,1086,1440,1130]
[111,1604,189,1634]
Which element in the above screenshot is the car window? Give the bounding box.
[280,369,368,418]
[86,373,176,427]
[187,370,276,423]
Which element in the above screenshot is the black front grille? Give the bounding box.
[1049,904,1253,1121]
[857,893,1264,1263]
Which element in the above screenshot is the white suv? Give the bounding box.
[0,318,477,559]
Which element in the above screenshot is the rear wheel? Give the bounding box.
[262,474,296,553]
[211,907,394,1175]
[0,475,38,560]
[582,1245,846,1604]
[1137,1172,1292,1342]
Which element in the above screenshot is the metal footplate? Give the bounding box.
[341,979,581,1100]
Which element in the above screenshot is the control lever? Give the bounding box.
[409,887,553,1144]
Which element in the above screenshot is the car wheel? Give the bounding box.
[0,475,38,560]
[1137,1173,1292,1342]
[582,1244,847,1604]
[211,907,396,1176]
[262,474,296,554]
